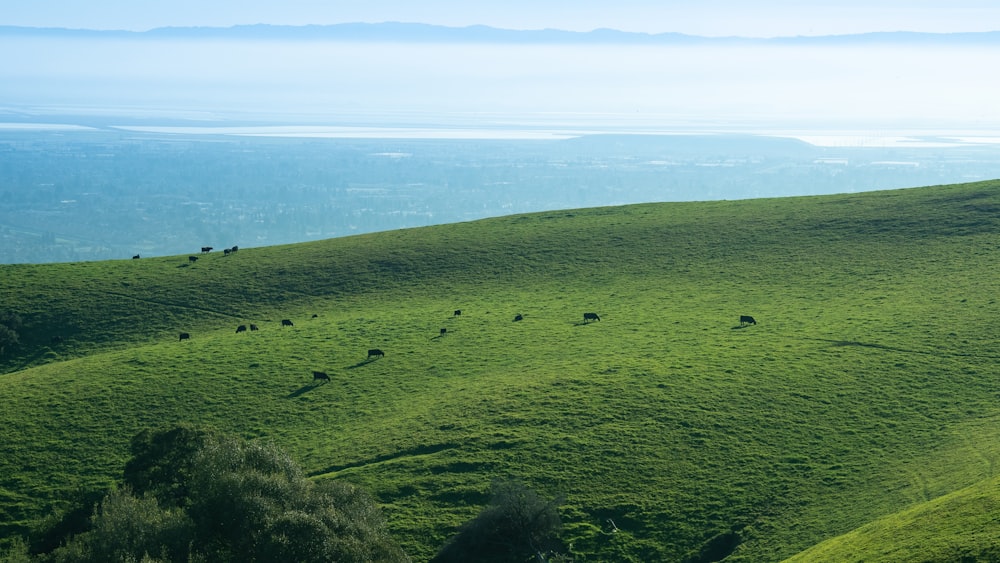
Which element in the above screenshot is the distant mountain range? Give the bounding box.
[2,22,1000,44]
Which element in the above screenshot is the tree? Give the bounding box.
[0,311,21,356]
[42,426,409,563]
[51,487,194,563]
[0,324,18,356]
[432,480,565,563]
[122,425,210,507]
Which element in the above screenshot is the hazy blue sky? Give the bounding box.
[5,0,1000,36]
[4,1,999,131]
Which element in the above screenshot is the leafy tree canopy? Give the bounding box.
[0,311,21,356]
[33,425,409,563]
[432,479,565,563]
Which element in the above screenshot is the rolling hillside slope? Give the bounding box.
[784,474,1000,562]
[2,181,1000,561]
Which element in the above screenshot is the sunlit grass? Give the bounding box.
[2,181,1000,560]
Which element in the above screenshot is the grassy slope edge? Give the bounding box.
[783,473,1000,562]
[2,181,1000,561]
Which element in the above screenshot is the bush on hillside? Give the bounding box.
[35,426,409,563]
[0,311,21,356]
[432,479,565,563]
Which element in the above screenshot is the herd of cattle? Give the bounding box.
[310,349,384,381]
[166,247,759,381]
[176,309,758,384]
[131,245,239,263]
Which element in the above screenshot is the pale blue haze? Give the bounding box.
[4,0,1000,36]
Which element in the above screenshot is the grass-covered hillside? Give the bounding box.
[3,180,1000,561]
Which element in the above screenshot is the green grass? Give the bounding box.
[2,181,1000,560]
[784,473,1000,562]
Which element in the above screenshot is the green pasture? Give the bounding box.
[2,181,1000,560]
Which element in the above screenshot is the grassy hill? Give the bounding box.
[2,180,1000,561]
[784,473,1000,562]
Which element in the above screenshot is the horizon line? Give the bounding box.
[3,22,1000,42]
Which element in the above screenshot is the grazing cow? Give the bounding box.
[312,314,318,318]
[201,246,213,253]
[454,309,462,316]
[514,314,524,322]
[740,315,757,326]
[132,254,140,260]
[230,246,239,253]
[583,312,601,323]
[179,332,190,341]
[188,256,198,263]
[368,348,385,358]
[223,248,231,256]
[249,324,258,331]
[312,370,330,382]
[236,325,247,333]
[281,319,294,327]
[440,328,447,335]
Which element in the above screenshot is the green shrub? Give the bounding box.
[50,487,193,563]
[0,536,32,563]
[432,480,564,563]
[39,427,408,563]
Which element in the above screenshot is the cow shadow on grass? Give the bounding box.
[286,384,323,398]
[346,357,380,369]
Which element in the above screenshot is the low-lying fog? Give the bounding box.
[2,37,998,130]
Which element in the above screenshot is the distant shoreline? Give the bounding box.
[3,23,1000,45]
[2,122,999,148]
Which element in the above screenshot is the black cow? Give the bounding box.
[281,319,294,327]
[132,254,140,260]
[249,324,258,331]
[583,312,601,323]
[201,246,213,253]
[312,371,330,382]
[188,256,198,263]
[236,325,247,333]
[740,315,757,326]
[454,309,462,316]
[514,314,524,322]
[368,348,385,358]
[223,248,231,256]
[179,332,190,341]
[440,328,448,335]
[230,245,239,253]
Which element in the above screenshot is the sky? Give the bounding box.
[5,0,1000,37]
[3,0,1000,132]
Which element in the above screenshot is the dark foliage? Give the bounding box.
[0,311,21,355]
[37,426,409,563]
[432,480,564,563]
[27,490,105,557]
[683,530,742,563]
[123,425,211,508]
